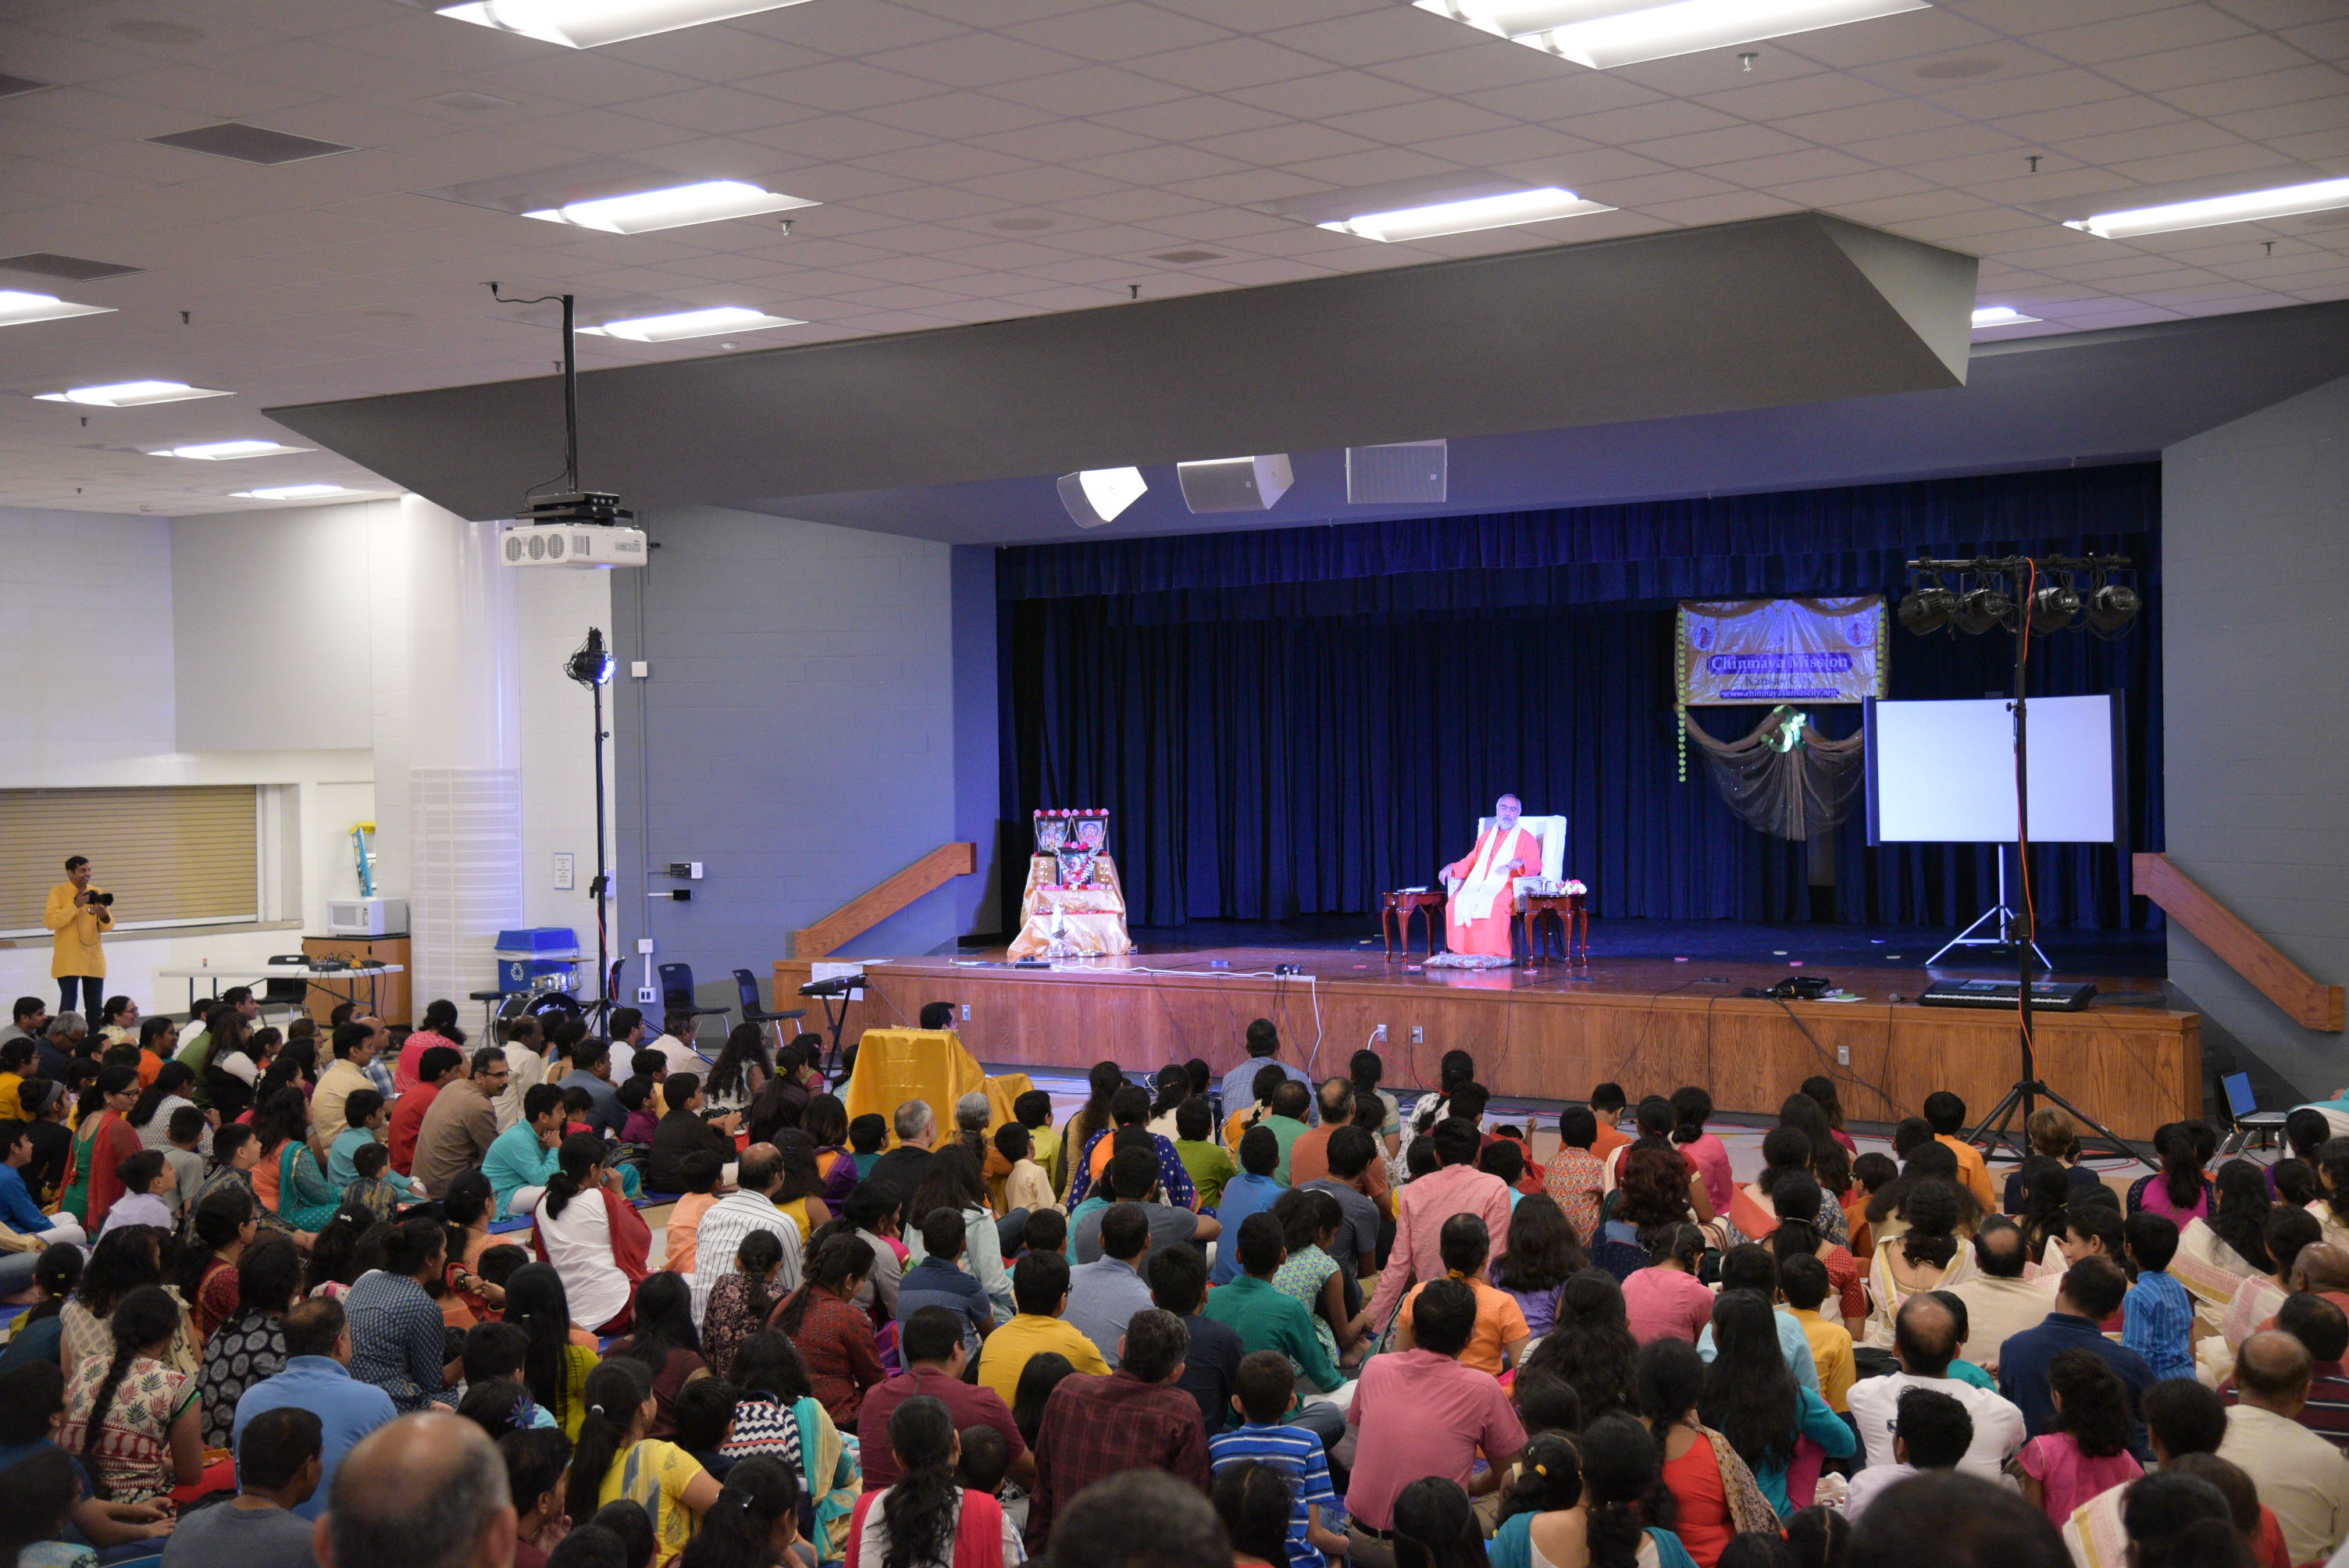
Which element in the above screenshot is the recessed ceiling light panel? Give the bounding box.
[434,0,815,49]
[150,440,308,461]
[0,290,116,329]
[1056,468,1149,529]
[522,178,816,234]
[1417,0,1932,69]
[1319,187,1614,242]
[2066,176,2349,239]
[578,305,802,342]
[1970,306,2040,329]
[34,380,226,407]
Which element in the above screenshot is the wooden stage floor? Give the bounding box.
[778,946,2198,1142]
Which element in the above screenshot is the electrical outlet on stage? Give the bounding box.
[961,1003,971,1021]
[1373,1025,1387,1043]
[1411,1026,1424,1045]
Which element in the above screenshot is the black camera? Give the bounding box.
[84,890,113,907]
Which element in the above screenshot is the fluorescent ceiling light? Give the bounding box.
[579,305,802,343]
[1970,306,2040,328]
[1056,468,1148,529]
[34,380,230,408]
[2065,176,2349,239]
[1319,187,1613,243]
[0,290,114,329]
[150,440,308,461]
[522,179,815,234]
[1417,0,1930,69]
[434,0,811,49]
[232,484,366,500]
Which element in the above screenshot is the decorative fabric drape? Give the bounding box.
[1684,707,1865,842]
[999,464,2161,931]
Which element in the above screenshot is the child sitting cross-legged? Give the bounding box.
[1207,1350,1349,1568]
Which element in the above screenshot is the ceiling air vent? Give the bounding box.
[148,123,353,165]
[0,252,144,282]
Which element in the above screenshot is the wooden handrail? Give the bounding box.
[792,843,978,960]
[2134,852,2344,1032]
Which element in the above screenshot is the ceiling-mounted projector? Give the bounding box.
[502,493,646,568]
[1177,454,1292,514]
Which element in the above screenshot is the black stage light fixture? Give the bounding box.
[566,625,615,687]
[1897,575,1956,635]
[1953,579,2012,635]
[2030,576,2081,633]
[2086,576,2142,635]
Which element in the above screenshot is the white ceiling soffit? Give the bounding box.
[269,212,1976,520]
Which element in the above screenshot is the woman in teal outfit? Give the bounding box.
[256,1088,341,1231]
[1489,1426,1701,1568]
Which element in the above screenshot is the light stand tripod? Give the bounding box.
[565,627,616,1035]
[1925,847,2051,969]
[1898,554,2151,1171]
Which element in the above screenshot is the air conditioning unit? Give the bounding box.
[500,522,647,569]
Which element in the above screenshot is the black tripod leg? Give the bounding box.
[1966,1082,2034,1166]
[2032,1085,2155,1171]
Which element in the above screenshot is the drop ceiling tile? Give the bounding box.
[1690,71,1896,120]
[1267,145,1463,187]
[2112,143,2319,184]
[1128,204,1289,239]
[1555,99,1744,145]
[1089,94,1289,140]
[2214,91,2349,140]
[2151,62,2348,116]
[955,164,1131,202]
[1643,190,1804,226]
[1014,254,1145,283]
[855,141,1038,182]
[868,33,1082,89]
[591,23,832,84]
[2269,126,2349,159]
[2057,117,2247,162]
[1507,147,1676,185]
[1190,255,1334,285]
[1186,121,1381,166]
[1709,146,1880,187]
[1773,97,1965,145]
[1002,4,1232,62]
[1049,186,1212,220]
[1126,37,1336,93]
[626,85,815,136]
[1262,9,1472,69]
[2101,32,2320,91]
[1224,69,1428,119]
[1841,122,2031,167]
[1997,94,2194,144]
[991,65,1194,116]
[1764,7,2005,68]
[738,114,934,161]
[1365,42,1573,95]
[734,2,970,56]
[1413,124,1596,168]
[1151,0,1390,27]
[929,237,1078,268]
[1072,143,1254,184]
[2032,6,2259,64]
[476,52,703,109]
[1584,169,1742,205]
[860,91,1059,137]
[1160,166,1335,204]
[966,119,1154,161]
[1773,166,1940,206]
[1924,67,2134,119]
[1627,123,1815,168]
[1322,97,1519,144]
[1472,73,1662,123]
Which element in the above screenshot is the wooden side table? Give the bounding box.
[1520,893,1589,964]
[1380,889,1447,959]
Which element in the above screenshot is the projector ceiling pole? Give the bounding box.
[561,292,579,496]
[589,639,609,1031]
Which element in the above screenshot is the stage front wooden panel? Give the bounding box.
[777,950,2200,1142]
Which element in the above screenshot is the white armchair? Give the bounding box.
[1466,813,1567,909]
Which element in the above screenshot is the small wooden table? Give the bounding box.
[1380,889,1447,959]
[1520,892,1589,964]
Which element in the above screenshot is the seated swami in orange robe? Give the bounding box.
[1442,794,1543,958]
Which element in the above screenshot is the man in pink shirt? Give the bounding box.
[1346,1278,1526,1568]
[1366,1117,1513,1329]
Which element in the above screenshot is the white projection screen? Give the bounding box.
[1866,694,2121,844]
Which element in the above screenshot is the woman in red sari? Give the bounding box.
[62,1065,141,1230]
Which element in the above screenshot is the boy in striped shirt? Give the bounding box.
[1207,1351,1348,1568]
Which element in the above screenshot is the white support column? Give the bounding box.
[371,496,523,1021]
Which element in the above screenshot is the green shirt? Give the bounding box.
[1174,1139,1237,1210]
[1948,1357,1998,1391]
[1202,1274,1344,1393]
[1264,1115,1309,1185]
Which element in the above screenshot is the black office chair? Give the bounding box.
[732,968,805,1051]
[657,962,731,1040]
[258,956,312,1028]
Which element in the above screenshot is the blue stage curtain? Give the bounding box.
[1000,464,2161,931]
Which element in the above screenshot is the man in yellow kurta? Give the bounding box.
[43,854,112,1020]
[1442,795,1543,958]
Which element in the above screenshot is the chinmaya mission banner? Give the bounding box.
[1677,596,1887,705]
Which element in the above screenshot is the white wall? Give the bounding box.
[0,504,372,1011]
[171,504,373,752]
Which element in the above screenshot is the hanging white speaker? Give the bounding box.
[1175,454,1293,514]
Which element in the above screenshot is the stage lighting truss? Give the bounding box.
[1897,554,2138,643]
